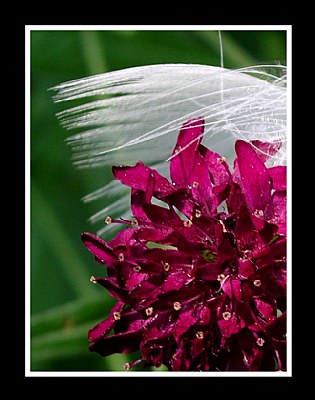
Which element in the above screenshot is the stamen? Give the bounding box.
[217,273,225,282]
[254,209,264,218]
[173,301,182,311]
[145,307,154,316]
[131,219,139,228]
[105,216,112,225]
[163,262,170,272]
[183,219,193,227]
[196,331,204,339]
[195,209,202,218]
[113,311,121,321]
[124,363,130,371]
[222,311,232,320]
[256,337,265,347]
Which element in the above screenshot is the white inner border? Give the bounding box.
[25,24,292,378]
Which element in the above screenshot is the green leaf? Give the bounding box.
[31,295,115,337]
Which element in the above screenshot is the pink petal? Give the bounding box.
[81,232,117,265]
[89,329,143,356]
[265,190,287,235]
[251,140,282,163]
[222,276,242,302]
[88,302,124,341]
[198,144,231,186]
[113,161,174,199]
[235,140,272,213]
[174,309,199,343]
[170,117,205,187]
[268,166,287,191]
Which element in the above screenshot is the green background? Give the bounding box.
[30,28,286,372]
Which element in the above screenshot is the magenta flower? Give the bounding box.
[82,118,287,372]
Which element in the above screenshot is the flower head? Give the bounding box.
[82,117,287,371]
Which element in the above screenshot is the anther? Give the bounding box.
[163,262,170,272]
[195,209,202,218]
[90,276,97,284]
[196,331,204,340]
[145,307,154,316]
[217,273,225,282]
[222,311,232,320]
[113,311,121,321]
[254,209,264,218]
[173,302,182,311]
[192,181,199,188]
[131,219,139,228]
[183,219,193,227]
[218,157,226,163]
[253,279,262,287]
[105,216,112,225]
[133,265,141,272]
[256,337,265,347]
[124,363,130,371]
[118,253,125,262]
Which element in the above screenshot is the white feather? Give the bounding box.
[52,63,287,234]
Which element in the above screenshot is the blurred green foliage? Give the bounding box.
[30,28,286,372]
